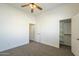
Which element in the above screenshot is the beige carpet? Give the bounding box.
[0,41,74,56]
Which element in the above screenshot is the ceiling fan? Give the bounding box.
[21,3,43,13]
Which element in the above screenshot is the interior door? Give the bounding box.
[72,14,79,55]
[29,24,35,41]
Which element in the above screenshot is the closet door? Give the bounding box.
[72,14,79,55]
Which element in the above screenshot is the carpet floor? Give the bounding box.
[0,41,74,56]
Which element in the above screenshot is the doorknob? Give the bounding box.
[77,39,79,40]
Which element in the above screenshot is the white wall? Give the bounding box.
[0,4,35,52]
[72,13,79,56]
[35,4,79,48]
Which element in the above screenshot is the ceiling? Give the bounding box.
[9,3,63,14]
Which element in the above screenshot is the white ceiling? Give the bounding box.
[8,3,63,14]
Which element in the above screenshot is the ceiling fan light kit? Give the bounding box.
[29,4,36,9]
[21,3,43,13]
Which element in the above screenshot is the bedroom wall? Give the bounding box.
[0,4,35,51]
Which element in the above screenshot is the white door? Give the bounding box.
[72,14,79,55]
[29,24,35,41]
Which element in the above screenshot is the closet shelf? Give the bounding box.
[64,34,71,35]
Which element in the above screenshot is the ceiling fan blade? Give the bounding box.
[35,4,43,10]
[21,4,29,7]
[31,9,34,13]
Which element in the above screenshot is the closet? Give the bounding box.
[60,19,71,46]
